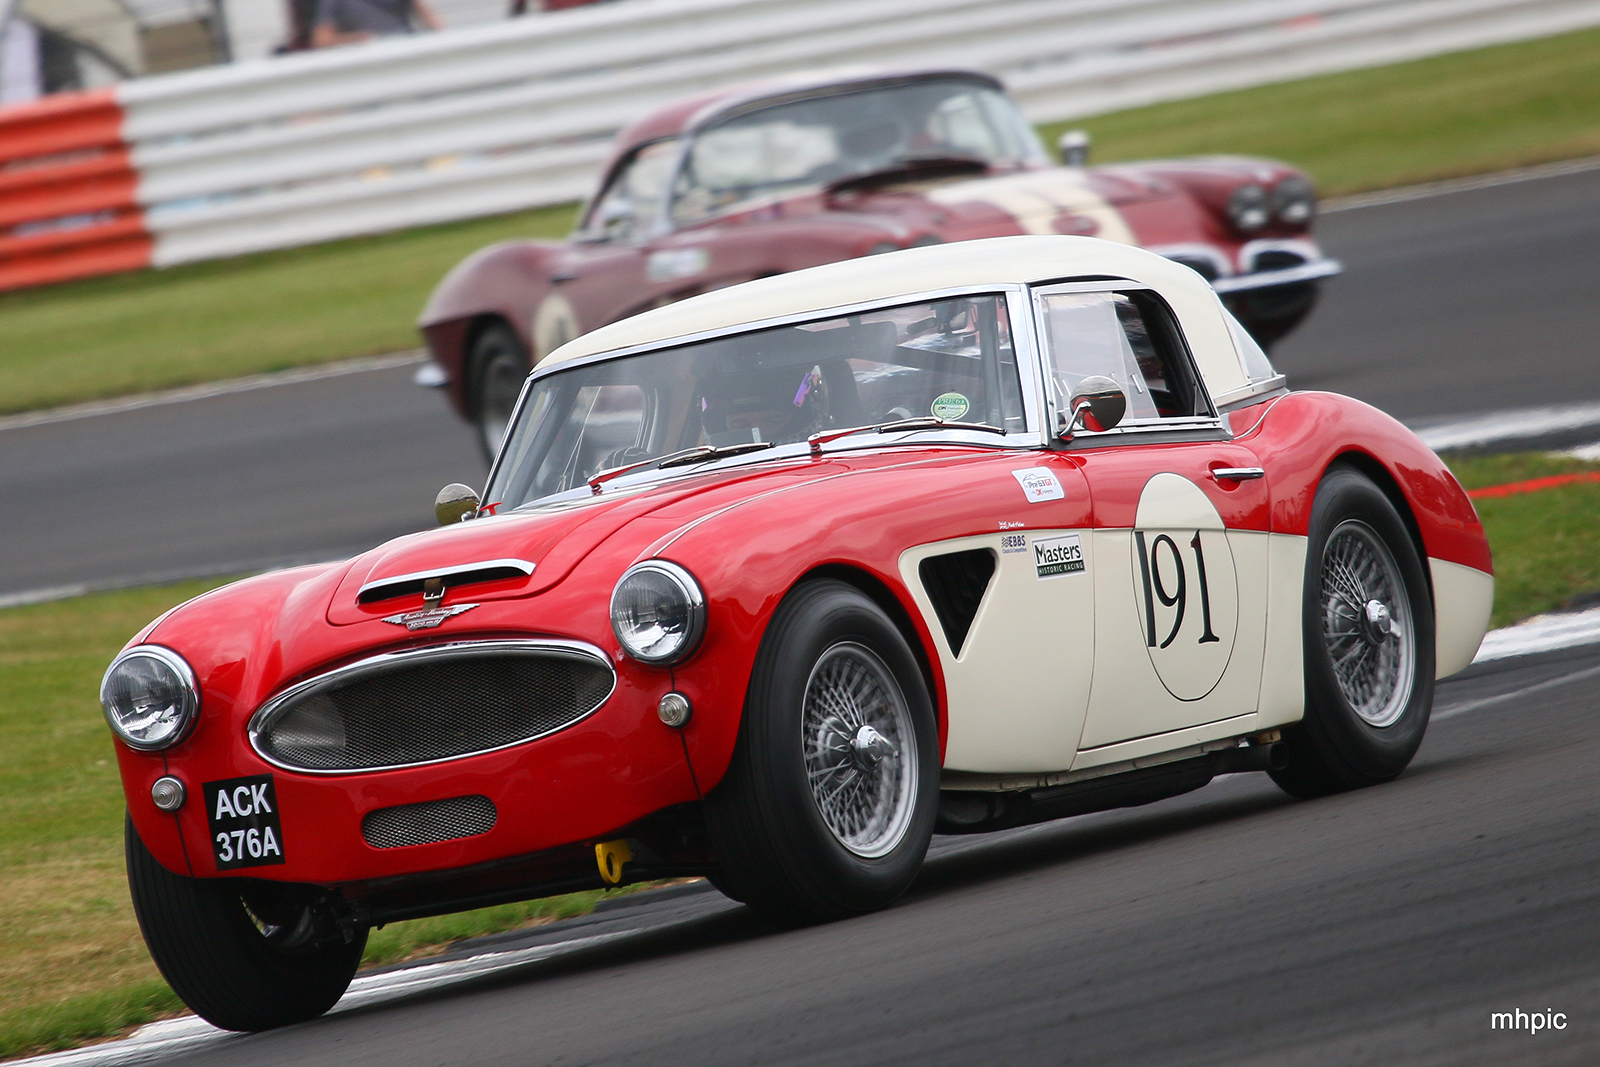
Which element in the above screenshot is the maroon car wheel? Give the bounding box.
[468,321,530,461]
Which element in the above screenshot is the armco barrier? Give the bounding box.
[3,0,1600,291]
[0,89,153,290]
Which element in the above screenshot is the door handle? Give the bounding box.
[1211,467,1265,481]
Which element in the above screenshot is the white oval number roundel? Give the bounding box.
[1129,474,1239,701]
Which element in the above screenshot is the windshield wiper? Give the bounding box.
[807,417,1006,455]
[825,155,990,195]
[587,441,775,494]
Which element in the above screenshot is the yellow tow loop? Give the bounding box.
[595,839,632,885]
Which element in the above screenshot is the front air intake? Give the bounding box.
[249,640,614,773]
[919,548,997,656]
[362,795,497,848]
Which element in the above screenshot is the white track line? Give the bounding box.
[16,930,632,1067]
[0,351,423,434]
[1471,605,1600,663]
[1435,660,1600,721]
[1322,154,1600,213]
[1409,400,1600,452]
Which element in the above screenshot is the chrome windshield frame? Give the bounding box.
[484,283,1050,510]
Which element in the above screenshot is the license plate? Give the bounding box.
[203,774,286,870]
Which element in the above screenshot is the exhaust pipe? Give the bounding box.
[1211,741,1287,775]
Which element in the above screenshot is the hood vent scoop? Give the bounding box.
[357,558,535,605]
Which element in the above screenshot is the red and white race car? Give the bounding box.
[108,236,1479,1034]
[418,68,1341,456]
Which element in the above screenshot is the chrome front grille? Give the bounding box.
[249,641,614,773]
[362,795,497,848]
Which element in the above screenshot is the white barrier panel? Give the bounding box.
[97,0,1600,266]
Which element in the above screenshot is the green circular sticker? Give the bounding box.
[931,392,970,420]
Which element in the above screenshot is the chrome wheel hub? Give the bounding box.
[1320,520,1415,728]
[802,642,918,859]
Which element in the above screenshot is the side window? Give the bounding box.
[1040,290,1209,426]
[582,139,679,241]
[1224,308,1279,385]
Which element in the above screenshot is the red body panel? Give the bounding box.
[114,391,1487,893]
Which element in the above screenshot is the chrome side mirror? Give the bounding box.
[1058,129,1090,167]
[1059,375,1126,440]
[435,483,480,526]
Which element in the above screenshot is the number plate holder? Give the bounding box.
[203,774,286,870]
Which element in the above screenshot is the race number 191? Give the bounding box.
[1135,530,1221,649]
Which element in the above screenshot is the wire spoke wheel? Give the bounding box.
[802,642,917,858]
[478,349,524,457]
[1319,519,1414,728]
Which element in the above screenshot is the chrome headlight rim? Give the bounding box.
[610,560,707,666]
[1226,182,1270,233]
[100,645,200,752]
[1272,175,1317,226]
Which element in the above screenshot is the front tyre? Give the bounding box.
[705,580,938,926]
[1270,467,1435,798]
[125,815,365,1031]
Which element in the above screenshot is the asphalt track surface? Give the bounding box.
[108,643,1596,1067]
[5,165,1600,599]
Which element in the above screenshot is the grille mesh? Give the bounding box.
[254,647,613,771]
[1252,249,1307,272]
[362,795,497,848]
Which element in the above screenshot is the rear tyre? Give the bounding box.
[467,321,530,462]
[1270,467,1435,799]
[705,580,938,926]
[125,815,365,1032]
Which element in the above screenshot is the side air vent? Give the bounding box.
[362,795,497,849]
[919,548,997,657]
[357,558,535,604]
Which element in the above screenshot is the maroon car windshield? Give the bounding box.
[669,80,1046,224]
[488,293,1028,509]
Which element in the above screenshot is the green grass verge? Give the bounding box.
[4,25,1600,415]
[1445,452,1600,628]
[1039,23,1600,195]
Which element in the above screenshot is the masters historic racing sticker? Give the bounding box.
[204,774,285,870]
[1033,533,1085,578]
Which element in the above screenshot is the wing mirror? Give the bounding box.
[435,483,480,526]
[1058,375,1127,440]
[1058,129,1091,167]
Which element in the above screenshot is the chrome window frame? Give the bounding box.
[485,283,1049,508]
[1027,278,1228,446]
[247,639,616,776]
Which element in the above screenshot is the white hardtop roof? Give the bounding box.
[543,236,1254,404]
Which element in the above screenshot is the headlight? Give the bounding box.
[610,561,706,666]
[1272,176,1316,226]
[100,646,199,751]
[1226,183,1269,232]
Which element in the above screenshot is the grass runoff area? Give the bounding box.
[3,24,1600,414]
[4,454,1599,1057]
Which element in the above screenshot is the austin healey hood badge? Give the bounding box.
[382,603,478,631]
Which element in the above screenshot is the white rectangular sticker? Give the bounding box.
[1033,533,1085,578]
[1011,467,1064,503]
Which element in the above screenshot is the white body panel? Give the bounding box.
[901,530,1095,773]
[1431,557,1495,678]
[1256,533,1310,729]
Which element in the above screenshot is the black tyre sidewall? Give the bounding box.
[1284,466,1436,792]
[125,814,365,1032]
[467,321,529,462]
[706,580,938,924]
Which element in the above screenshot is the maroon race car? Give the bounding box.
[419,68,1341,457]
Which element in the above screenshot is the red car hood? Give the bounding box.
[324,454,835,625]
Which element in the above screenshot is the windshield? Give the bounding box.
[486,293,1028,510]
[671,79,1045,224]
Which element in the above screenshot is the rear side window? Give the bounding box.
[1039,290,1210,425]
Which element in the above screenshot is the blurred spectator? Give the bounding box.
[311,0,441,47]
